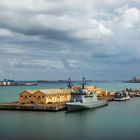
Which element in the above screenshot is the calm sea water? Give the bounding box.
[0,82,140,140]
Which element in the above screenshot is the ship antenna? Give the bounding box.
[68,77,72,89]
[82,76,86,89]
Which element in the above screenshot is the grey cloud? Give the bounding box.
[0,0,140,80]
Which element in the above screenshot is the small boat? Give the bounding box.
[66,76,108,111]
[22,82,38,86]
[113,89,130,101]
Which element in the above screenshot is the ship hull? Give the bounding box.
[66,100,108,111]
[113,96,130,101]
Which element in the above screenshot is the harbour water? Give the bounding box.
[0,82,140,140]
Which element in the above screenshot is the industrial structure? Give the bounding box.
[18,85,113,104]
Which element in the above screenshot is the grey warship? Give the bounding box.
[66,76,108,111]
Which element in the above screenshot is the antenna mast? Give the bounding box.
[68,77,72,89]
[82,76,86,89]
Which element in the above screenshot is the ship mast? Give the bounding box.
[68,77,72,89]
[82,76,86,89]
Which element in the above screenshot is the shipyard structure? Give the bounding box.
[18,86,113,105]
[0,82,114,111]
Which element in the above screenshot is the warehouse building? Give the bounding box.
[19,89,71,104]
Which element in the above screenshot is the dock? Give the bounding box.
[0,102,66,111]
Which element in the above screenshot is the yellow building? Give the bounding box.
[19,90,37,104]
[85,86,113,97]
[19,89,71,104]
[85,86,96,92]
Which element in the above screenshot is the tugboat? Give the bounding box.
[113,89,130,101]
[66,76,108,111]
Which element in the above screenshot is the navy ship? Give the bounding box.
[66,76,108,111]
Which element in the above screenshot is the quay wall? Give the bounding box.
[0,102,66,111]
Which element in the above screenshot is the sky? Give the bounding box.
[0,0,140,81]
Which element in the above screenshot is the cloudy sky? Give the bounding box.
[0,0,140,80]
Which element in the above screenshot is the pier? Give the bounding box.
[0,102,66,111]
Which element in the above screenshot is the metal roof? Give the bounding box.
[20,88,71,95]
[38,89,71,94]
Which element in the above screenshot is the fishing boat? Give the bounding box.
[66,76,108,111]
[113,89,130,101]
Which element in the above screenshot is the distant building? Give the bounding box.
[125,76,140,83]
[0,79,15,86]
[19,89,71,104]
[134,77,140,81]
